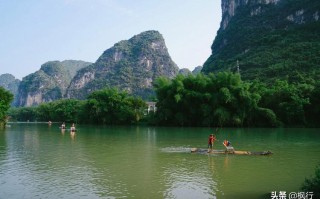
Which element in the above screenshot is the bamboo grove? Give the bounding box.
[153,72,320,127]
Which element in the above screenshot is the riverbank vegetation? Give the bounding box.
[7,72,320,127]
[153,72,319,127]
[301,164,320,198]
[0,87,13,128]
[8,88,146,125]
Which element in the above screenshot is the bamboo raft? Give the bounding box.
[191,148,272,155]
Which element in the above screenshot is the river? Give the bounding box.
[0,123,319,199]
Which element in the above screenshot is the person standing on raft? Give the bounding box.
[208,134,216,152]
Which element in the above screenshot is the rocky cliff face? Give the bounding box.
[66,30,179,99]
[0,74,20,95]
[203,0,320,82]
[221,0,281,30]
[16,60,91,106]
[0,74,20,105]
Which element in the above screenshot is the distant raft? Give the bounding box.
[191,148,272,155]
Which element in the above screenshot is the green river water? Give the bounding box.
[0,123,319,199]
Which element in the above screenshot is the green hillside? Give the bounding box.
[16,60,91,106]
[203,0,320,84]
[66,30,178,100]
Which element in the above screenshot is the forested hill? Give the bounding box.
[15,60,91,107]
[66,30,179,100]
[0,74,20,97]
[3,30,180,106]
[202,0,320,84]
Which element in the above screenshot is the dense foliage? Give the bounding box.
[8,107,38,122]
[203,0,320,85]
[301,164,320,198]
[255,80,312,126]
[188,0,320,127]
[153,72,319,127]
[37,99,84,123]
[83,88,146,124]
[9,99,83,123]
[8,88,146,125]
[0,87,13,128]
[7,72,320,127]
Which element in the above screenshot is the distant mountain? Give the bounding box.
[0,74,20,105]
[66,30,179,99]
[178,66,202,76]
[178,68,192,76]
[16,60,91,106]
[192,66,203,75]
[0,74,20,94]
[202,0,320,83]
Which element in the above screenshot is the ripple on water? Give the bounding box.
[161,158,218,199]
[160,146,192,153]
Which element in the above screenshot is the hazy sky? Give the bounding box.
[0,0,222,80]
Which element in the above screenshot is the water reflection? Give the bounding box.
[0,124,106,198]
[70,131,76,140]
[0,124,319,199]
[0,128,7,169]
[223,156,230,169]
[163,156,218,199]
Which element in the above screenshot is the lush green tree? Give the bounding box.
[258,80,311,126]
[0,87,13,127]
[54,99,82,122]
[8,107,37,122]
[82,88,146,125]
[36,103,54,122]
[301,164,320,198]
[154,72,275,127]
[126,96,147,122]
[305,81,320,127]
[8,87,146,125]
[37,99,84,123]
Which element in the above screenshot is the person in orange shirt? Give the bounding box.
[208,134,216,152]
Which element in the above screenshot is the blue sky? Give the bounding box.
[0,0,222,79]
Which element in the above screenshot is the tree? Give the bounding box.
[258,80,311,126]
[82,88,146,125]
[305,81,320,127]
[36,99,84,123]
[154,72,273,127]
[37,103,54,121]
[8,107,37,122]
[0,87,13,128]
[301,164,320,198]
